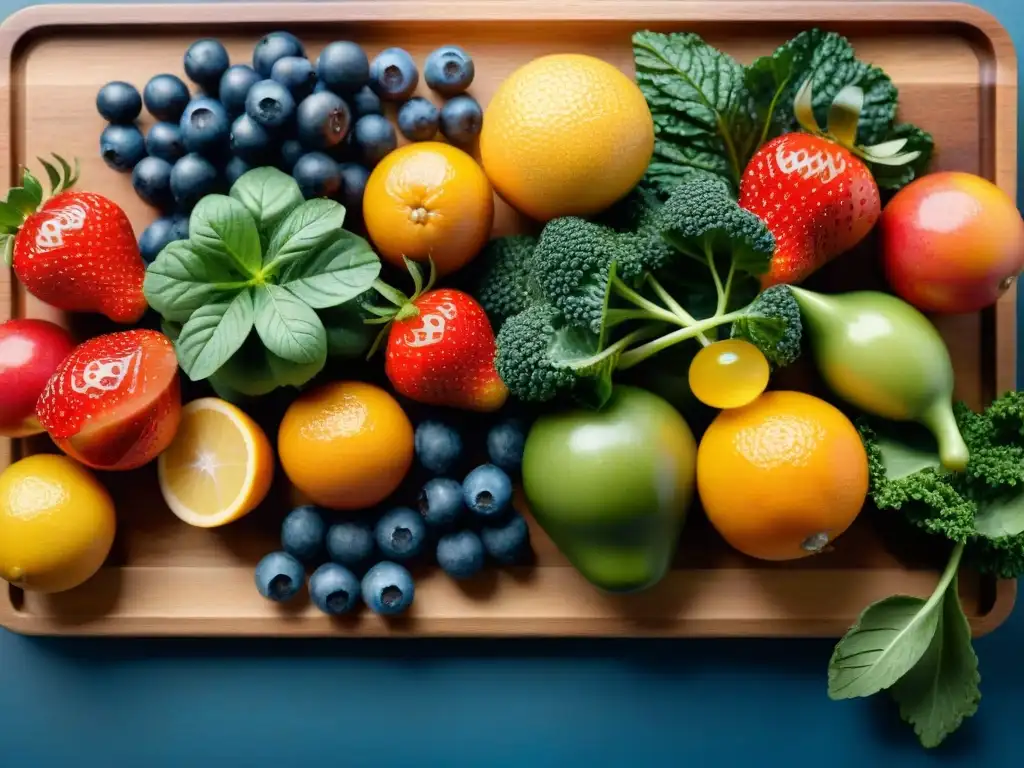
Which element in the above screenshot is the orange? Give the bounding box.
[479,53,654,222]
[696,390,869,561]
[277,381,414,510]
[362,142,494,276]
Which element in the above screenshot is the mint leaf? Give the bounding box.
[253,283,327,365]
[230,167,304,245]
[632,30,756,193]
[143,240,249,323]
[281,230,381,309]
[175,289,255,381]
[264,198,346,274]
[890,576,980,749]
[189,195,262,278]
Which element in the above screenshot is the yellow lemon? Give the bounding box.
[0,454,116,593]
[157,397,274,528]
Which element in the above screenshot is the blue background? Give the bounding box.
[2,1,1023,765]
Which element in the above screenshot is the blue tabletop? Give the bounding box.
[2,1,1024,765]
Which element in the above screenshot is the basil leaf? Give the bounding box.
[175,290,255,381]
[143,240,248,323]
[280,230,381,309]
[189,194,262,278]
[230,166,304,245]
[890,577,980,748]
[264,199,346,273]
[632,30,757,193]
[253,283,327,365]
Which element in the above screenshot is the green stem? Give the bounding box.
[705,243,726,312]
[716,114,743,189]
[617,308,745,370]
[930,543,964,606]
[717,262,736,316]
[566,324,663,372]
[605,308,674,329]
[610,276,684,327]
[645,274,711,345]
[756,76,791,151]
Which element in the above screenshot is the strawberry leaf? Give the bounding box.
[0,202,24,230]
[6,187,38,216]
[0,234,14,267]
[38,157,61,194]
[21,169,43,207]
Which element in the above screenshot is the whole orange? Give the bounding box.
[362,142,494,276]
[277,381,414,510]
[696,390,869,561]
[479,53,654,222]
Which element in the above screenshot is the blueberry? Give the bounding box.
[230,113,273,163]
[397,97,439,142]
[293,152,341,199]
[436,530,485,580]
[138,214,188,263]
[486,418,526,474]
[424,46,475,97]
[225,155,252,187]
[281,504,327,563]
[271,55,317,101]
[414,420,463,475]
[99,124,146,172]
[96,81,142,124]
[337,162,370,213]
[170,153,221,211]
[309,562,360,616]
[439,95,483,145]
[361,561,415,615]
[180,97,230,157]
[352,114,397,167]
[326,520,375,568]
[375,506,427,561]
[348,85,382,118]
[417,477,464,528]
[317,41,370,95]
[145,121,186,163]
[296,91,350,151]
[245,79,296,131]
[253,31,305,78]
[219,64,261,116]
[143,74,191,122]
[481,512,531,565]
[463,464,513,521]
[132,156,173,209]
[369,47,418,102]
[254,551,305,602]
[184,38,230,93]
[279,138,305,173]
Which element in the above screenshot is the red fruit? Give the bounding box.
[0,318,76,437]
[385,288,508,412]
[740,132,880,287]
[880,171,1024,314]
[36,329,181,470]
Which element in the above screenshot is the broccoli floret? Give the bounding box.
[494,304,582,403]
[730,285,803,367]
[469,235,539,330]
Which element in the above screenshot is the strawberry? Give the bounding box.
[739,81,921,287]
[1,155,147,323]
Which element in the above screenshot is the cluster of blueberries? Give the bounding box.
[254,418,530,617]
[94,32,480,262]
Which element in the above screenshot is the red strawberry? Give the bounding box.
[1,155,147,323]
[384,288,508,412]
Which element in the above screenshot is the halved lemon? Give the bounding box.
[157,397,274,528]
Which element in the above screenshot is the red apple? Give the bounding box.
[880,171,1024,314]
[0,319,76,437]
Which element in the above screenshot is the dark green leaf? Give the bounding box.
[319,302,376,358]
[21,170,43,207]
[266,349,326,387]
[264,198,346,273]
[143,240,249,323]
[160,319,182,341]
[208,334,280,398]
[868,124,935,190]
[174,290,255,381]
[230,166,304,246]
[0,203,24,229]
[871,420,943,481]
[280,231,381,309]
[7,187,38,216]
[189,194,262,278]
[38,157,61,194]
[253,283,327,365]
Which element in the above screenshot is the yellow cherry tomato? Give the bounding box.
[688,339,770,409]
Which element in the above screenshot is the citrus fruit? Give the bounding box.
[0,454,116,593]
[363,141,494,276]
[696,390,869,561]
[479,53,654,222]
[157,397,274,528]
[688,339,770,410]
[277,381,414,510]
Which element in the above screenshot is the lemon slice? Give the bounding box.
[157,397,274,528]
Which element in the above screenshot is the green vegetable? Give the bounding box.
[633,28,933,194]
[465,234,539,330]
[829,391,1024,748]
[492,177,802,406]
[144,167,380,394]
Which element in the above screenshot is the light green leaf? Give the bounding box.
[143,239,249,323]
[872,421,943,481]
[175,290,255,381]
[973,486,1024,538]
[230,166,304,245]
[189,194,262,278]
[264,198,346,273]
[890,576,980,749]
[21,170,43,207]
[253,283,327,365]
[280,230,381,309]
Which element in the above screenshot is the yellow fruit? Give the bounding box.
[688,339,770,409]
[696,390,869,561]
[0,454,116,593]
[157,397,274,528]
[277,381,414,510]
[479,53,654,221]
